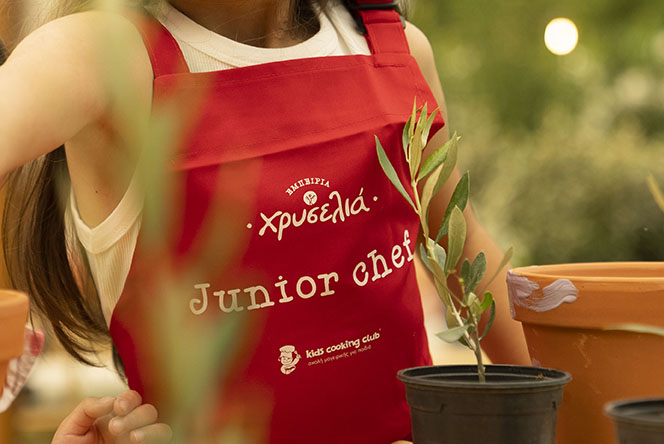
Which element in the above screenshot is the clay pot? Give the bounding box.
[507,262,664,444]
[605,398,664,444]
[0,290,29,398]
[398,365,571,444]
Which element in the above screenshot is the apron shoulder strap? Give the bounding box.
[351,1,410,55]
[124,10,190,78]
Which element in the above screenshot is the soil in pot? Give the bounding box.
[398,365,571,444]
[507,262,664,444]
[605,398,664,444]
[0,290,29,398]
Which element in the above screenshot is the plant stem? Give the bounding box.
[470,311,486,383]
[424,239,474,351]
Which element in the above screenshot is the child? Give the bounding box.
[0,0,529,442]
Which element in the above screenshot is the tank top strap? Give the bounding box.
[124,9,190,77]
[352,0,410,55]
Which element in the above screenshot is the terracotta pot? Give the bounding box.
[507,262,664,444]
[0,290,29,398]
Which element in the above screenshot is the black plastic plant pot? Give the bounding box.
[604,398,664,444]
[397,365,571,444]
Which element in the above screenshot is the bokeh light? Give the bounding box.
[544,18,579,55]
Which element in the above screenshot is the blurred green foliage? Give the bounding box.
[411,0,664,265]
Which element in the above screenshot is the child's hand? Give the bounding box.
[52,390,172,444]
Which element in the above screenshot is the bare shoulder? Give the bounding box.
[404,21,436,77]
[0,9,152,177]
[11,10,149,70]
[3,9,153,120]
[403,20,443,103]
[403,21,449,140]
[16,10,147,52]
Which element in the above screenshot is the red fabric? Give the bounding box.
[355,0,399,5]
[110,8,444,444]
[358,10,409,55]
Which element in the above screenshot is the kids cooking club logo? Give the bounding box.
[278,330,381,375]
[249,176,379,242]
[278,345,301,375]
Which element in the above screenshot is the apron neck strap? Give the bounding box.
[351,1,409,55]
[126,10,190,78]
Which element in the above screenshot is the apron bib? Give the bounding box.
[110,3,445,443]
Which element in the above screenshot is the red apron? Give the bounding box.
[110,2,444,443]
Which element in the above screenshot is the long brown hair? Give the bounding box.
[3,150,108,366]
[0,41,6,64]
[1,0,406,368]
[2,0,115,368]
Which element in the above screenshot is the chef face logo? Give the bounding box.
[279,345,301,375]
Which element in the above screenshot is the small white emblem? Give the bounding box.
[303,191,318,206]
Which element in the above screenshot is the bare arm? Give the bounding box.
[0,11,150,178]
[405,23,530,366]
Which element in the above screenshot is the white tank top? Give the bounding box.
[67,0,371,325]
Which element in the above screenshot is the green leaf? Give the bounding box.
[460,259,471,292]
[445,206,467,272]
[417,136,452,181]
[410,108,427,182]
[479,292,494,312]
[421,108,439,149]
[444,309,471,348]
[445,308,460,328]
[477,246,514,295]
[139,106,180,244]
[436,325,470,343]
[420,164,442,219]
[427,237,447,270]
[375,136,416,211]
[421,241,447,287]
[433,133,460,196]
[402,114,413,159]
[436,171,470,241]
[466,252,487,296]
[409,99,417,141]
[479,296,496,341]
[467,291,479,310]
[419,243,434,274]
[647,174,664,214]
[436,276,455,311]
[469,291,487,318]
[405,100,418,165]
[417,103,429,138]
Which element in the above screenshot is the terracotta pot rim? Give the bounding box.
[508,262,664,327]
[510,262,664,283]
